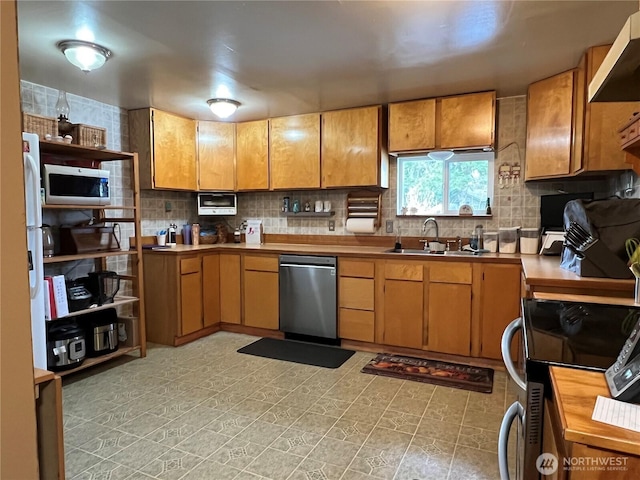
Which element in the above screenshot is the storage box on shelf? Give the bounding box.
[23,112,58,138]
[70,123,107,147]
[39,141,146,376]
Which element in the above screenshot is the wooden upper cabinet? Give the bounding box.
[388,99,437,153]
[198,121,235,191]
[525,70,577,180]
[129,108,197,190]
[439,91,496,149]
[582,45,640,173]
[321,105,389,188]
[269,113,320,190]
[236,120,269,191]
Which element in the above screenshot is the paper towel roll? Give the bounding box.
[346,218,376,234]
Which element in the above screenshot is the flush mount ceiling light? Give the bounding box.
[427,150,455,161]
[57,40,112,72]
[207,98,240,119]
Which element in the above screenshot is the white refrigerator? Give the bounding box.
[23,132,47,369]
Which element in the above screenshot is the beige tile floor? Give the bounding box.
[63,332,514,480]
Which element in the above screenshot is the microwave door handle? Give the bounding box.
[498,400,525,480]
[502,317,526,391]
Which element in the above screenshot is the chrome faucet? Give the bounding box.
[422,217,439,242]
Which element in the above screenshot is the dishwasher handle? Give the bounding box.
[280,263,336,270]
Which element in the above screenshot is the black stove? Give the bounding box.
[523,298,640,379]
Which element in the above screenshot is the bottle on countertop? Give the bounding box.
[168,223,177,246]
[192,223,200,246]
[234,227,241,243]
[486,197,492,215]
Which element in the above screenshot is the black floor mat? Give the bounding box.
[237,337,355,369]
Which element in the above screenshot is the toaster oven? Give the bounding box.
[197,192,237,216]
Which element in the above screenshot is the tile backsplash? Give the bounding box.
[22,81,618,244]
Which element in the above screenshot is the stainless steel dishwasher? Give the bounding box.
[279,255,337,339]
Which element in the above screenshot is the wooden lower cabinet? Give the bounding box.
[427,282,472,355]
[202,254,221,327]
[180,267,203,335]
[478,264,521,359]
[382,279,424,349]
[242,255,279,330]
[338,259,376,342]
[220,253,242,324]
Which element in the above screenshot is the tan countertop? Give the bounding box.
[142,242,522,263]
[550,366,640,456]
[521,255,636,294]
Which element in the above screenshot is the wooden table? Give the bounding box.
[548,366,640,479]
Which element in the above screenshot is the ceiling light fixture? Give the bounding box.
[207,98,240,119]
[57,40,112,72]
[427,150,455,161]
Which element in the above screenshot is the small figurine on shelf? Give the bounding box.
[292,199,301,213]
[304,201,311,212]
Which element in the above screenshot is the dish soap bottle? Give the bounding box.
[167,223,177,246]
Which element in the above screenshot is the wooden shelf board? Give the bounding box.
[44,250,137,264]
[282,211,335,217]
[42,204,136,210]
[50,296,139,320]
[55,346,141,377]
[39,141,134,161]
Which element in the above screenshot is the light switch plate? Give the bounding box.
[386,220,394,233]
[328,220,335,231]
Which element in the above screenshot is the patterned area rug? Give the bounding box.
[361,353,494,393]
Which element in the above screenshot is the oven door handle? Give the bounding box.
[498,400,525,480]
[502,316,526,391]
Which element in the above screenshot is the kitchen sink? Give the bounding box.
[384,248,484,256]
[384,248,444,255]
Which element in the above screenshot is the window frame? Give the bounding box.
[396,151,495,216]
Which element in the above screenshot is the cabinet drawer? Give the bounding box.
[384,262,423,282]
[180,257,201,274]
[339,277,374,310]
[244,255,279,272]
[339,308,374,342]
[428,261,471,284]
[339,259,374,278]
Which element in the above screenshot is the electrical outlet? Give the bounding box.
[386,220,394,233]
[328,220,335,232]
[165,201,172,212]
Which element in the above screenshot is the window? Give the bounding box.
[397,151,494,215]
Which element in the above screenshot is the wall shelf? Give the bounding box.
[43,250,137,264]
[282,211,335,217]
[42,204,136,210]
[53,346,141,377]
[49,296,139,321]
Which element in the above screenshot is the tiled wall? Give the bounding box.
[22,81,619,246]
[237,96,612,239]
[20,81,196,242]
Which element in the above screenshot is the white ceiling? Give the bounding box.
[16,0,638,122]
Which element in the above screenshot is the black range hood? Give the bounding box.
[589,11,640,102]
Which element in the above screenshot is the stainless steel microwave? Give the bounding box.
[43,164,110,206]
[197,192,237,216]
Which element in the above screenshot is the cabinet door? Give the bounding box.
[439,91,495,149]
[479,264,521,360]
[236,120,269,190]
[198,121,235,191]
[152,109,198,190]
[525,71,575,179]
[428,283,471,355]
[269,113,320,189]
[202,254,220,327]
[583,45,640,173]
[243,271,279,329]
[322,106,383,188]
[220,253,241,324]
[383,279,423,349]
[180,271,202,335]
[388,99,436,153]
